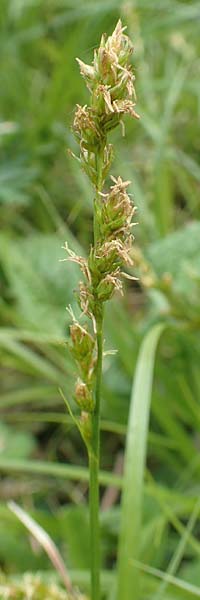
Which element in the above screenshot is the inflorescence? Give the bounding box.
[63,20,139,444]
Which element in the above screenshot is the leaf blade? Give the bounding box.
[116,323,165,600]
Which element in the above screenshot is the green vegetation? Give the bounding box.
[0,1,200,599]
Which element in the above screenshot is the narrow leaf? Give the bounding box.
[116,323,165,600]
[0,457,122,489]
[132,559,200,597]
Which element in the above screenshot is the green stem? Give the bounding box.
[89,143,105,600]
[89,310,103,600]
[89,448,100,600]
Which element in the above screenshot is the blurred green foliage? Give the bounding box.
[0,0,200,598]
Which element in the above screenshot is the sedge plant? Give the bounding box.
[63,20,140,600]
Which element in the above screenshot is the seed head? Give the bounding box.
[100,176,135,240]
[69,322,95,378]
[96,272,123,301]
[73,104,100,148]
[75,19,139,148]
[65,21,140,441]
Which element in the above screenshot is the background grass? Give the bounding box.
[0,0,200,598]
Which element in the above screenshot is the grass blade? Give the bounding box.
[154,498,200,600]
[0,457,122,489]
[116,323,165,600]
[132,560,200,598]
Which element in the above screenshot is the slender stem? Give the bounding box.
[89,143,105,600]
[89,310,103,600]
[89,448,100,600]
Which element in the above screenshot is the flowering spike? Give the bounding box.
[73,19,139,190]
[64,27,140,599]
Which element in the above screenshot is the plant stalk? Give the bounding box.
[89,144,104,600]
[69,22,139,600]
[89,310,103,600]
